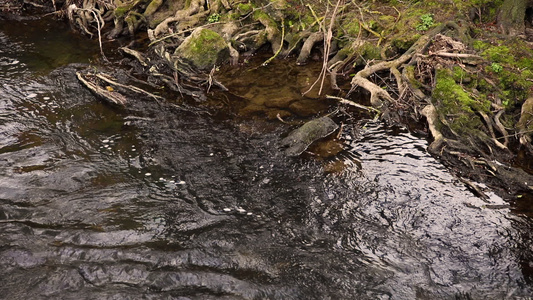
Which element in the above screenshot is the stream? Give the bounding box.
[1,16,533,299]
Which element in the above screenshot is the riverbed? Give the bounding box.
[1,15,532,299]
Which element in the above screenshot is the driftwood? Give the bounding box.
[76,71,128,107]
[76,71,166,107]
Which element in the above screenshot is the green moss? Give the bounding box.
[341,13,360,37]
[253,9,278,28]
[452,66,468,82]
[236,3,253,15]
[223,12,241,21]
[518,57,533,70]
[433,68,491,133]
[473,40,490,51]
[253,9,269,21]
[379,15,396,25]
[362,43,381,60]
[175,28,229,70]
[498,69,533,106]
[476,78,492,91]
[482,45,513,64]
[391,34,420,51]
[350,42,383,67]
[476,39,533,107]
[434,69,476,112]
[404,65,422,89]
[143,0,162,17]
[115,5,132,18]
[338,46,354,57]
[300,15,317,31]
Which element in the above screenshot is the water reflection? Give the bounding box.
[0,16,532,300]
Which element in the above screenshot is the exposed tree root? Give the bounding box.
[296,31,323,65]
[349,22,454,107]
[149,0,205,39]
[421,104,445,153]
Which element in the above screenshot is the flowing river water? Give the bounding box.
[1,16,533,300]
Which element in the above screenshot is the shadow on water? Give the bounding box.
[1,17,533,299]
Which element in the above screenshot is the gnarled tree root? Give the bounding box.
[349,22,457,108]
[149,0,206,39]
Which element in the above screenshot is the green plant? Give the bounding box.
[207,13,220,23]
[502,99,509,107]
[416,14,434,31]
[491,62,503,73]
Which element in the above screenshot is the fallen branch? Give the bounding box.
[326,95,381,114]
[95,73,164,101]
[76,72,127,107]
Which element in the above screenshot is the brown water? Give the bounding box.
[1,16,533,299]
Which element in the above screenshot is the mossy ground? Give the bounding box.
[432,68,490,133]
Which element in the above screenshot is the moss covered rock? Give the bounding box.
[174,28,229,71]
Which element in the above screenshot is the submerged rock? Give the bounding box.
[280,116,339,156]
[174,28,229,71]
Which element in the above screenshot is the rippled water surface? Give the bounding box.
[1,17,533,299]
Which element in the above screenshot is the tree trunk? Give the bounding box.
[499,0,533,35]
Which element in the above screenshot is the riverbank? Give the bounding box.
[2,6,533,299]
[5,0,533,200]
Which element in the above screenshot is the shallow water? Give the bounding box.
[1,17,533,299]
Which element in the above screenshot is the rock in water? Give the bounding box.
[280,116,339,156]
[174,28,229,71]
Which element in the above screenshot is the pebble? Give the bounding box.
[145,173,151,176]
[177,180,186,185]
[222,208,232,212]
[26,93,37,99]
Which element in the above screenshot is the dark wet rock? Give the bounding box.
[280,116,339,156]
